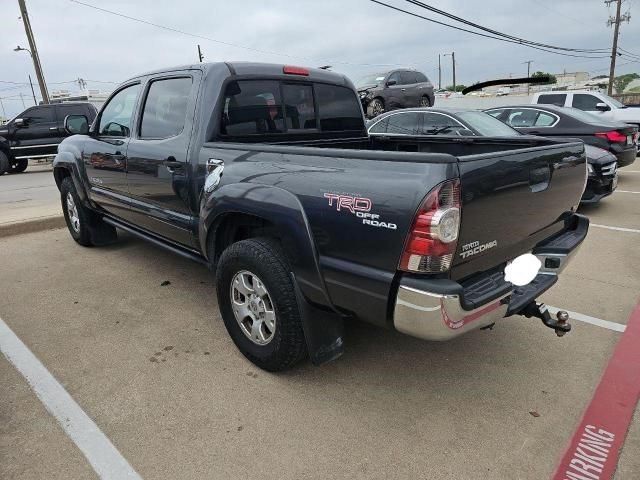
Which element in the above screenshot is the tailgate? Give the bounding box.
[451,141,586,281]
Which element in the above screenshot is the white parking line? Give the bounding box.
[616,190,640,194]
[547,306,626,333]
[0,317,142,480]
[591,224,640,234]
[622,171,640,173]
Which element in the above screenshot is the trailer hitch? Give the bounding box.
[521,302,571,337]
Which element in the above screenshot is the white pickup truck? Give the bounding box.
[531,90,640,129]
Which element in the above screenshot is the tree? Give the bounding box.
[445,84,467,92]
[613,73,640,93]
[531,71,557,85]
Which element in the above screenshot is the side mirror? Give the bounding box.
[14,118,26,128]
[595,102,611,112]
[64,114,89,135]
[386,79,397,87]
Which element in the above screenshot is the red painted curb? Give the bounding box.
[552,300,640,480]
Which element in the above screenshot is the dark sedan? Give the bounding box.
[485,104,638,168]
[357,69,435,119]
[367,107,617,204]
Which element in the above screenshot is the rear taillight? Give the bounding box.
[595,131,627,143]
[399,179,461,273]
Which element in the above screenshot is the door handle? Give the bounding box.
[162,158,184,172]
[401,88,407,91]
[49,126,58,131]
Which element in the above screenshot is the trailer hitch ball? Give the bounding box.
[555,310,570,337]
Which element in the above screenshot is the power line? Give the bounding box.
[67,0,408,68]
[368,0,610,59]
[404,0,611,53]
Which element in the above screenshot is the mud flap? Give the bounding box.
[291,274,345,366]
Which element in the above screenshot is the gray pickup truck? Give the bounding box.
[53,62,588,371]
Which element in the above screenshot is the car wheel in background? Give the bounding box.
[0,151,9,176]
[216,237,307,372]
[420,96,431,107]
[8,158,28,174]
[367,98,385,119]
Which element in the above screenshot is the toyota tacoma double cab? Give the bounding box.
[53,62,589,371]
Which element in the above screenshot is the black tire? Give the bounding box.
[9,158,28,174]
[420,95,431,107]
[0,151,9,176]
[60,177,117,246]
[216,238,307,371]
[366,98,385,119]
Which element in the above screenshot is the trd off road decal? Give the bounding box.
[323,193,397,230]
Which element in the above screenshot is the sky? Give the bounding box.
[1,0,639,118]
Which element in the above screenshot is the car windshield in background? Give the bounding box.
[357,73,386,86]
[562,107,622,126]
[457,111,520,136]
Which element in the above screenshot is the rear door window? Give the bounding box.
[386,112,421,134]
[315,84,364,131]
[400,71,417,85]
[534,111,557,126]
[572,94,600,111]
[221,80,284,136]
[536,94,566,107]
[282,84,316,130]
[140,77,193,139]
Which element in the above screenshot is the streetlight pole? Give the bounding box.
[438,54,441,90]
[28,74,37,105]
[17,0,49,103]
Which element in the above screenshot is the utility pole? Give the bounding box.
[523,60,533,95]
[443,52,456,91]
[197,44,204,63]
[438,54,442,89]
[0,97,6,120]
[19,93,26,108]
[17,0,49,103]
[605,0,630,95]
[28,74,37,105]
[452,52,456,92]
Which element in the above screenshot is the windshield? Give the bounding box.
[457,111,520,137]
[562,107,622,125]
[357,73,386,86]
[599,93,625,108]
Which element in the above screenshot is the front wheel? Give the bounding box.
[366,98,385,119]
[60,177,116,246]
[0,151,9,176]
[9,158,28,174]
[216,238,307,371]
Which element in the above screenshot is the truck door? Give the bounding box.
[84,83,141,218]
[571,93,613,121]
[8,105,60,160]
[124,74,199,247]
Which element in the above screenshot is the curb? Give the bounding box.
[0,215,65,239]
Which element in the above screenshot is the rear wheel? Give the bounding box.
[9,158,28,174]
[0,151,9,176]
[420,95,431,107]
[216,238,307,371]
[367,98,385,119]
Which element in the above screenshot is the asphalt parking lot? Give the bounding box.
[1,169,639,480]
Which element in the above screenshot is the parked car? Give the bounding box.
[54,62,587,371]
[367,107,521,137]
[356,69,435,118]
[582,144,619,204]
[531,90,640,132]
[0,102,97,175]
[367,107,615,204]
[485,104,638,168]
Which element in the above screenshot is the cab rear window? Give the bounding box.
[220,80,363,137]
